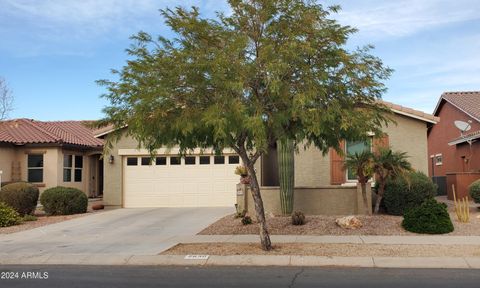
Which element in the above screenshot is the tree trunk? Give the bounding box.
[237,148,272,251]
[277,139,294,215]
[374,182,386,214]
[361,182,371,216]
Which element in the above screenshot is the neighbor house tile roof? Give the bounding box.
[0,119,104,147]
[435,91,480,121]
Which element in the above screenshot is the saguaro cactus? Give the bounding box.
[277,139,295,215]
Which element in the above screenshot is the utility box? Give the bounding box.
[432,176,447,196]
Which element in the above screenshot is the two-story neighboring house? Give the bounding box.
[428,91,480,198]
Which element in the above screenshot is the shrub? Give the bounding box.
[23,214,37,222]
[291,211,306,225]
[469,179,480,204]
[402,198,454,234]
[40,187,88,215]
[0,202,21,227]
[0,182,39,216]
[384,171,436,215]
[241,215,253,225]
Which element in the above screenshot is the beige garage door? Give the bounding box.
[123,154,240,207]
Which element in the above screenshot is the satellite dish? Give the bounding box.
[454,120,471,135]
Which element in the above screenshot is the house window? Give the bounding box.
[346,139,372,181]
[63,155,72,182]
[74,155,83,182]
[27,154,43,183]
[141,157,152,166]
[127,157,138,166]
[228,155,240,164]
[435,154,443,166]
[170,157,181,165]
[214,156,225,164]
[156,157,166,165]
[185,156,196,165]
[199,156,210,165]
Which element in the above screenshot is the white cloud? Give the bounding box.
[330,0,480,39]
[0,0,229,56]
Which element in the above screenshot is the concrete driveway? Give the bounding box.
[0,207,232,259]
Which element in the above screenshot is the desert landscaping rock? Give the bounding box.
[335,216,363,229]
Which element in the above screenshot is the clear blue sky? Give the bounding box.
[1,0,479,121]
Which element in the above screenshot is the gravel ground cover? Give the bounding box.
[199,202,480,236]
[0,200,104,234]
[163,242,480,257]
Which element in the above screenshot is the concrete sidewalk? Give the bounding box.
[2,234,480,268]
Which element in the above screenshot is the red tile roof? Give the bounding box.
[379,100,439,123]
[435,91,480,121]
[0,119,104,147]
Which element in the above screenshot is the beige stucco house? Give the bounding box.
[0,119,104,196]
[97,101,438,214]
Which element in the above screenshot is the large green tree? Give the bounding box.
[97,0,392,251]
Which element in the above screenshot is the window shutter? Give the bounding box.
[373,134,389,153]
[330,141,346,185]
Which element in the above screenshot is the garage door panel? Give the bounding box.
[124,155,239,207]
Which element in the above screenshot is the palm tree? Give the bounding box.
[372,147,412,214]
[345,150,374,215]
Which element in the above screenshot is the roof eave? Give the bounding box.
[448,135,480,146]
[390,108,439,124]
[94,125,128,138]
[436,94,480,123]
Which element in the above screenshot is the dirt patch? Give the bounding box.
[199,206,480,236]
[163,242,480,257]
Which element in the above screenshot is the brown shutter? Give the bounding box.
[330,140,346,185]
[373,134,389,153]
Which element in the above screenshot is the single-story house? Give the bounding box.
[96,101,438,214]
[428,91,480,199]
[0,119,104,196]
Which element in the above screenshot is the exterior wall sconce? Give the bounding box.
[109,155,115,164]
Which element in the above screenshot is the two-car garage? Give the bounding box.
[122,154,241,208]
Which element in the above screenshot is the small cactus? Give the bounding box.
[241,215,253,225]
[291,211,306,225]
[453,185,470,223]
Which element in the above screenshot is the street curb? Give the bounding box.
[2,255,480,269]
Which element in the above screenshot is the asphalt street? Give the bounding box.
[1,265,480,288]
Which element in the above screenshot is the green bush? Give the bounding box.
[384,171,437,215]
[0,202,21,227]
[40,187,88,215]
[402,199,454,234]
[0,182,39,216]
[241,215,253,225]
[469,179,480,204]
[23,214,37,222]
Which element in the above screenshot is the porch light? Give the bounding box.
[109,155,115,164]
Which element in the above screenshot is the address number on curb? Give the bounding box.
[184,255,210,260]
